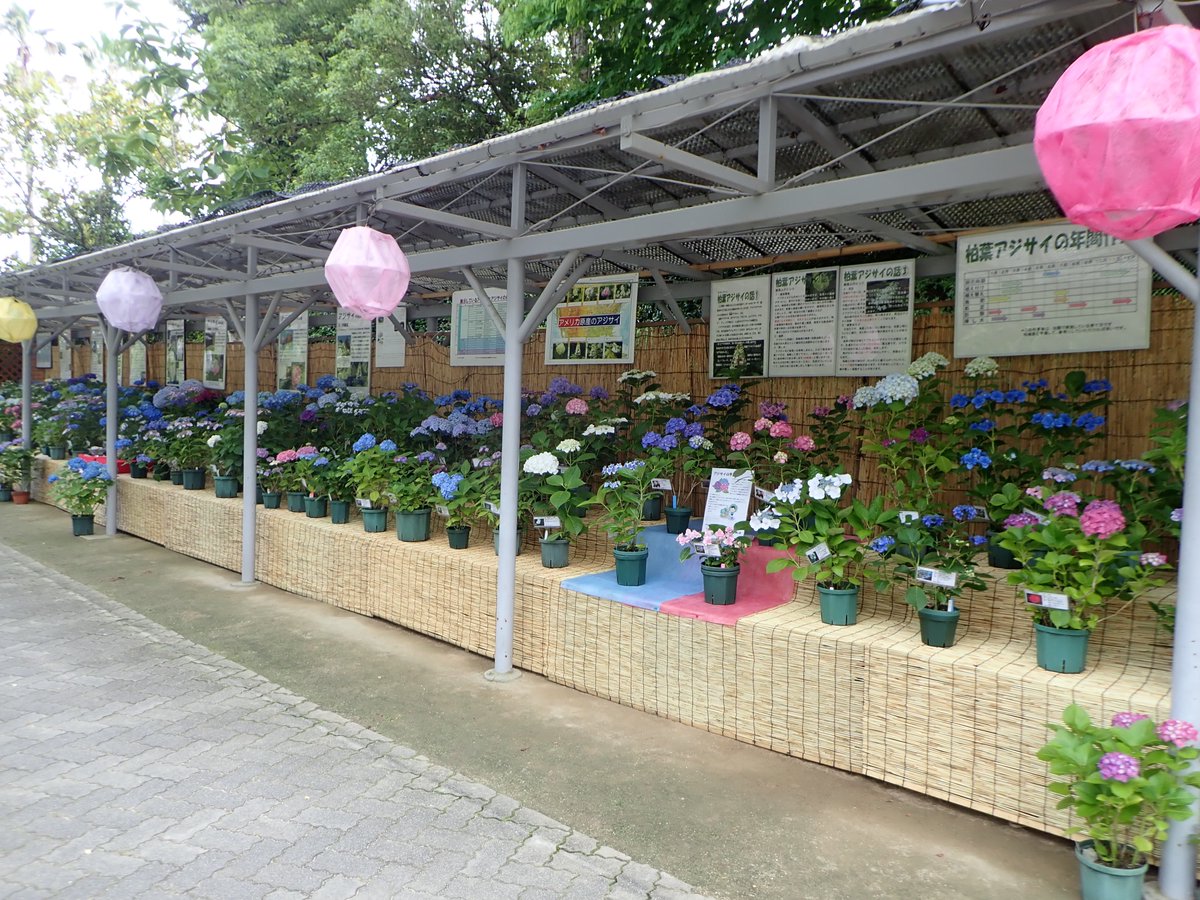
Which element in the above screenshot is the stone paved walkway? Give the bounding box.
[0,543,711,900]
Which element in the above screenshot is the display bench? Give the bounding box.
[31,458,1173,839]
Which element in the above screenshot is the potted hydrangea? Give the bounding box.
[0,441,34,503]
[432,463,480,549]
[676,524,752,604]
[588,456,668,586]
[48,457,113,535]
[523,450,589,569]
[1039,704,1200,899]
[390,451,440,542]
[338,433,399,533]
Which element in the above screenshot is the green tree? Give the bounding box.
[500,0,896,121]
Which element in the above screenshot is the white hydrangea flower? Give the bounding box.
[522,452,560,476]
[256,421,268,435]
[557,438,581,453]
[852,385,882,409]
[964,356,1000,379]
[906,352,949,381]
[774,479,804,504]
[807,472,852,501]
[206,434,221,448]
[617,369,657,384]
[875,373,920,405]
[583,424,616,436]
[749,509,781,531]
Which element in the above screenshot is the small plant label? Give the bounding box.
[355,497,373,509]
[972,505,989,520]
[702,543,721,558]
[754,486,775,502]
[532,515,561,529]
[435,504,450,518]
[484,501,500,515]
[805,542,832,564]
[916,566,958,588]
[1025,589,1070,610]
[650,478,673,491]
[1022,507,1051,525]
[898,509,920,524]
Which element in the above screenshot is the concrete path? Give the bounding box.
[0,543,709,900]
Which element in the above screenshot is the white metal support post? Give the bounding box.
[101,322,121,536]
[240,247,259,585]
[487,163,527,682]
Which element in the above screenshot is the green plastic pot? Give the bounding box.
[330,500,351,524]
[153,465,171,482]
[493,528,524,556]
[213,475,239,498]
[664,505,693,535]
[286,491,307,513]
[701,563,739,605]
[918,607,960,647]
[71,514,94,537]
[613,547,649,586]
[540,537,570,569]
[0,486,11,502]
[986,532,1020,569]
[1035,623,1089,674]
[262,491,281,509]
[305,496,328,518]
[130,463,148,480]
[47,446,66,460]
[361,507,388,533]
[181,468,205,490]
[818,585,859,626]
[1075,840,1146,900]
[447,525,471,549]
[641,493,663,521]
[169,470,185,486]
[396,508,431,542]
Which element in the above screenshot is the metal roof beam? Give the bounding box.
[833,212,952,256]
[231,235,331,260]
[137,257,249,281]
[600,250,715,281]
[620,126,765,195]
[375,199,517,239]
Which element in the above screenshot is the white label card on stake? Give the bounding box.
[1022,508,1051,525]
[650,478,673,491]
[435,504,450,518]
[356,498,373,509]
[702,543,721,559]
[916,567,959,588]
[1025,589,1070,610]
[805,542,832,564]
[533,516,561,529]
[898,510,920,524]
[484,501,500,515]
[754,486,776,502]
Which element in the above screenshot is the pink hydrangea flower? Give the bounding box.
[1004,512,1040,528]
[1157,719,1199,747]
[729,432,751,451]
[1098,751,1139,782]
[489,412,503,427]
[1043,491,1080,517]
[1111,712,1150,728]
[565,398,589,415]
[753,417,772,432]
[1141,552,1168,567]
[1079,499,1126,539]
[274,449,299,464]
[1025,486,1044,500]
[792,435,816,452]
[811,406,831,418]
[675,528,702,547]
[769,421,793,439]
[297,445,317,456]
[772,451,788,465]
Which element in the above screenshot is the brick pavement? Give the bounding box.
[0,542,712,900]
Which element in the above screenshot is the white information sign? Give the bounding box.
[916,566,958,588]
[709,276,770,378]
[374,311,407,369]
[164,319,186,384]
[89,327,103,378]
[768,268,838,376]
[1025,589,1070,611]
[34,338,51,369]
[202,317,227,389]
[805,542,832,564]
[701,466,754,531]
[126,341,147,385]
[276,311,309,389]
[835,260,914,376]
[954,224,1152,358]
[545,275,637,365]
[58,334,71,380]
[450,288,505,366]
[335,311,372,397]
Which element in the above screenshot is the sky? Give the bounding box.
[0,0,189,261]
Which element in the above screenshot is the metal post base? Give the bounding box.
[484,668,522,683]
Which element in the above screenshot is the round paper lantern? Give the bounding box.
[0,296,37,343]
[324,226,411,320]
[96,268,163,332]
[1034,25,1200,240]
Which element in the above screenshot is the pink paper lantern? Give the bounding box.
[323,226,411,320]
[1034,25,1200,241]
[96,268,163,332]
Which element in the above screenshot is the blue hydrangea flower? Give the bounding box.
[960,448,992,470]
[921,514,944,528]
[525,404,542,417]
[969,419,995,432]
[1075,413,1105,433]
[352,433,377,453]
[378,439,397,453]
[952,505,977,522]
[1082,379,1112,393]
[869,536,895,554]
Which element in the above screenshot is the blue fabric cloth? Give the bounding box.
[561,523,704,611]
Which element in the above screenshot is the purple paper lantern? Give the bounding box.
[323,226,411,320]
[96,268,163,332]
[1034,25,1200,241]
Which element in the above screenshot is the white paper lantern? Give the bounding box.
[324,226,411,320]
[96,268,163,332]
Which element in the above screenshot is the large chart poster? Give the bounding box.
[34,337,51,369]
[768,268,838,376]
[544,275,636,365]
[58,334,71,380]
[375,310,407,369]
[164,320,185,384]
[954,224,1152,358]
[125,341,147,385]
[335,311,372,397]
[835,260,914,377]
[89,327,104,378]
[450,288,506,366]
[709,275,770,378]
[276,311,309,389]
[202,317,227,389]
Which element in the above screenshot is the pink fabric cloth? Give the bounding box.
[659,541,794,626]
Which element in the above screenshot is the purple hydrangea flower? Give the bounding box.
[1097,752,1139,782]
